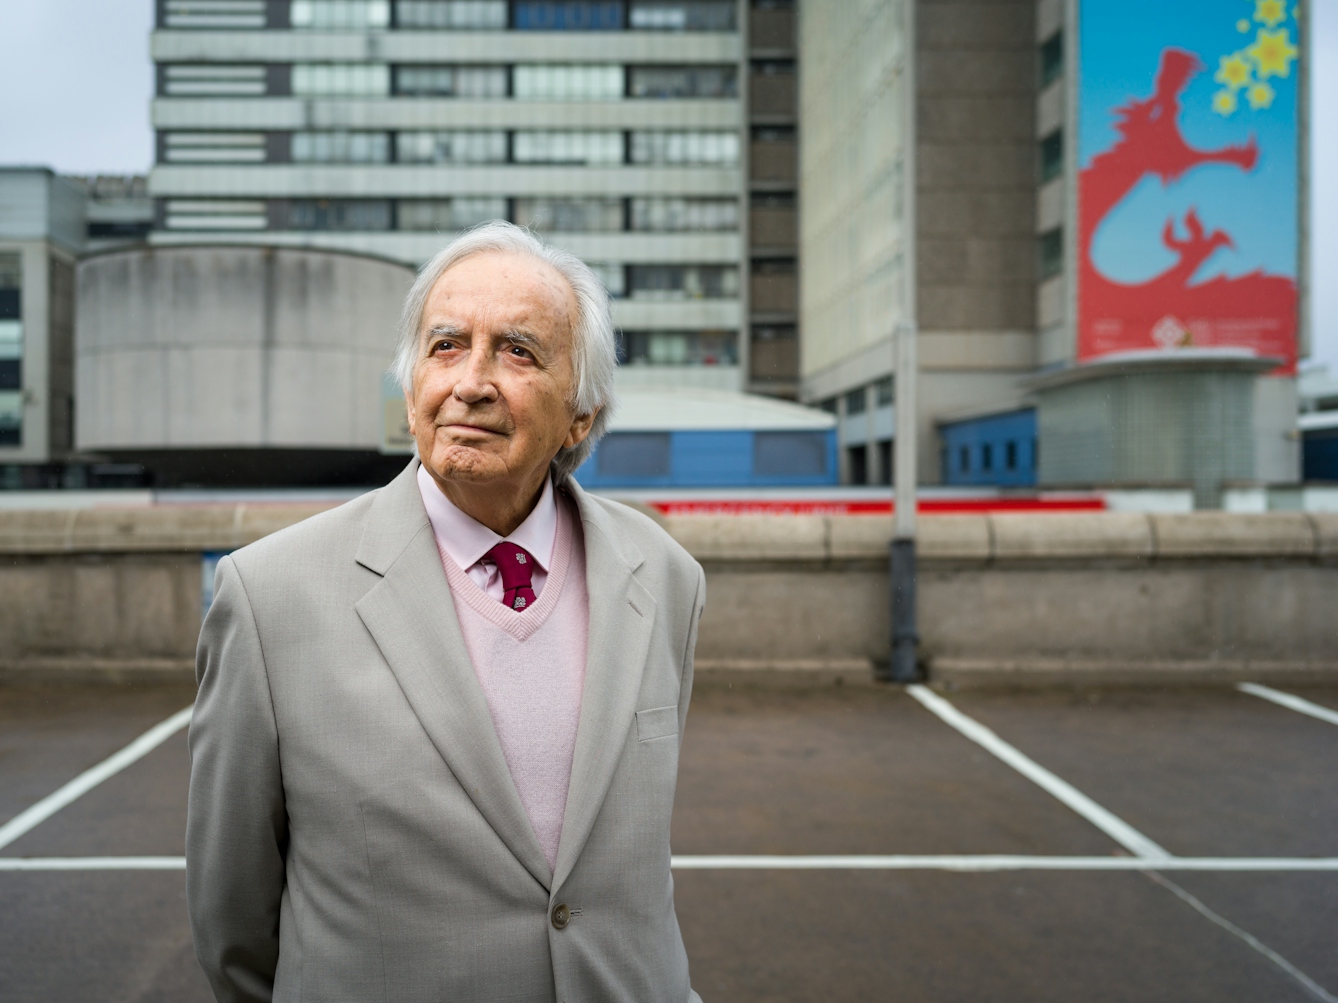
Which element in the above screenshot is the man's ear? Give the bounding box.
[404,388,417,436]
[564,406,600,450]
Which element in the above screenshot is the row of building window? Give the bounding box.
[0,255,20,440]
[821,376,894,418]
[160,129,741,166]
[161,0,738,31]
[160,62,738,99]
[162,196,740,232]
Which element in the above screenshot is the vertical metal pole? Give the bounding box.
[888,0,919,684]
[890,321,919,682]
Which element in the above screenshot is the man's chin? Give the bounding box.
[426,445,507,483]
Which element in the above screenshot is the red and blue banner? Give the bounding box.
[1078,0,1301,370]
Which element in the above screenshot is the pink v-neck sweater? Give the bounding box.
[434,492,589,872]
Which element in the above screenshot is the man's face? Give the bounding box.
[407,251,595,495]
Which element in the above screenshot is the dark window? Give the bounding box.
[0,426,19,446]
[877,439,892,485]
[628,265,738,299]
[0,360,19,390]
[1006,441,1018,471]
[284,200,393,230]
[819,397,837,415]
[1038,227,1063,279]
[513,2,625,29]
[628,1,735,30]
[1040,31,1063,87]
[982,443,994,471]
[959,445,969,472]
[628,65,736,98]
[1040,129,1063,182]
[620,330,737,365]
[0,289,19,320]
[87,221,153,239]
[754,431,828,477]
[597,432,671,477]
[844,387,866,416]
[847,444,868,485]
[875,377,893,407]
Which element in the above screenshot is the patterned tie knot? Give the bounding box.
[485,542,539,612]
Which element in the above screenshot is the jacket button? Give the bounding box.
[551,903,571,929]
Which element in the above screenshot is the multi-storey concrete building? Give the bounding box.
[148,0,773,394]
[799,0,1307,506]
[0,169,84,481]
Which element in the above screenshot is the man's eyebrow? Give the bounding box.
[426,324,463,339]
[502,330,541,348]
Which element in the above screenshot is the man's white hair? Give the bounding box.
[392,220,618,481]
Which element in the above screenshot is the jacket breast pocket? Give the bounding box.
[636,705,679,743]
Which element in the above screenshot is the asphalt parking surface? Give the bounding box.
[2,679,1337,1002]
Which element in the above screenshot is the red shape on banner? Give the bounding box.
[1077,48,1297,371]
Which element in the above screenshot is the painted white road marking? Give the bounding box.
[1238,683,1338,728]
[0,856,189,871]
[1142,869,1338,1003]
[905,684,1173,861]
[4,854,1338,872]
[0,706,194,852]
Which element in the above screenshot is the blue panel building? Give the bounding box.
[938,408,1038,488]
[574,387,838,489]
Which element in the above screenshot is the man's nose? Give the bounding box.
[453,347,500,404]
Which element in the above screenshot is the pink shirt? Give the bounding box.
[416,464,557,601]
[417,466,588,872]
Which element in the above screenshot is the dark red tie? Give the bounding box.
[485,542,538,612]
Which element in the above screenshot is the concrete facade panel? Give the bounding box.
[917,48,1033,95]
[150,30,742,64]
[148,230,743,267]
[916,95,1035,142]
[917,190,1034,237]
[611,298,742,330]
[919,283,1035,329]
[1036,176,1063,231]
[915,143,1033,190]
[76,246,412,451]
[149,164,742,198]
[1036,79,1064,136]
[153,98,741,131]
[918,236,1034,285]
[918,3,1035,49]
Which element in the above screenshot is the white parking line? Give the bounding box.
[0,706,194,852]
[4,854,1338,872]
[905,685,1173,861]
[1238,683,1338,728]
[0,856,188,871]
[1143,869,1338,1003]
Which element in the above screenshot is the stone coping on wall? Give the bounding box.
[1,505,1336,561]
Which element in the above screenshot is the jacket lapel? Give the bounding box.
[353,461,552,890]
[552,481,658,889]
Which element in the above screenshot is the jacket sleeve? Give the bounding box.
[187,555,289,1003]
[678,562,706,738]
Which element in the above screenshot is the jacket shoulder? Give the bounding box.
[580,493,700,578]
[227,489,379,579]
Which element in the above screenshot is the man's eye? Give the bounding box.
[509,345,533,359]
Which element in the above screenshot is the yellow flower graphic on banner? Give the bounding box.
[1254,0,1286,27]
[1212,90,1239,116]
[1215,53,1252,90]
[1248,28,1298,78]
[1247,81,1276,109]
[1211,3,1296,116]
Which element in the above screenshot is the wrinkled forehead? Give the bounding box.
[419,250,577,339]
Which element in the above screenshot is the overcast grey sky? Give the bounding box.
[0,0,1334,366]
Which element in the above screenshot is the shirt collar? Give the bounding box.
[416,463,558,574]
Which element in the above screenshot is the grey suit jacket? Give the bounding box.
[186,460,706,1003]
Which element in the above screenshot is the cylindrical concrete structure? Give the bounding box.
[76,245,415,476]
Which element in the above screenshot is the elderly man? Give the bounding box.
[186,222,706,1003]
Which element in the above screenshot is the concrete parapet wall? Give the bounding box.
[1,507,1335,685]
